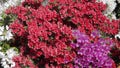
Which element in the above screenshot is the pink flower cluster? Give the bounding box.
[48,0,120,35]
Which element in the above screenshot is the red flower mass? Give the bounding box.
[5,0,120,67]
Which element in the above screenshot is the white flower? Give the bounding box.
[1,57,9,62]
[0,26,5,41]
[8,60,15,67]
[117,0,120,3]
[0,52,5,58]
[42,0,48,6]
[3,65,10,68]
[115,32,120,39]
[1,59,15,68]
[110,13,117,19]
[0,26,4,35]
[6,48,17,59]
[0,0,24,17]
[104,0,116,14]
[5,30,13,41]
[106,13,117,20]
[97,0,117,19]
[1,58,11,68]
[0,26,13,41]
[0,48,18,68]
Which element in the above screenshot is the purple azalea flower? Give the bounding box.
[91,30,101,38]
[72,30,113,68]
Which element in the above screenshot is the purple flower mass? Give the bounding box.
[72,30,113,68]
[91,30,101,38]
[71,30,89,48]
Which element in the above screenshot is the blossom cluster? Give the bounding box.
[48,0,120,35]
[0,0,24,19]
[0,47,18,68]
[0,26,13,41]
[6,0,76,67]
[0,0,120,68]
[72,30,114,68]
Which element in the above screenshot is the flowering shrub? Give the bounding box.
[6,0,76,67]
[0,45,18,68]
[0,0,119,68]
[72,30,114,68]
[47,0,120,35]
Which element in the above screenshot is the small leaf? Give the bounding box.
[2,43,10,52]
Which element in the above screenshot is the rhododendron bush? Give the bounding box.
[0,0,120,68]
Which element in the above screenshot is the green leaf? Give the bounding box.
[2,43,10,52]
[0,42,3,46]
[0,22,3,26]
[12,47,19,53]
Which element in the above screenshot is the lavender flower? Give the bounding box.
[91,30,101,38]
[72,30,113,68]
[71,30,89,48]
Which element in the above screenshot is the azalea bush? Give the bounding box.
[0,0,120,68]
[72,30,114,68]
